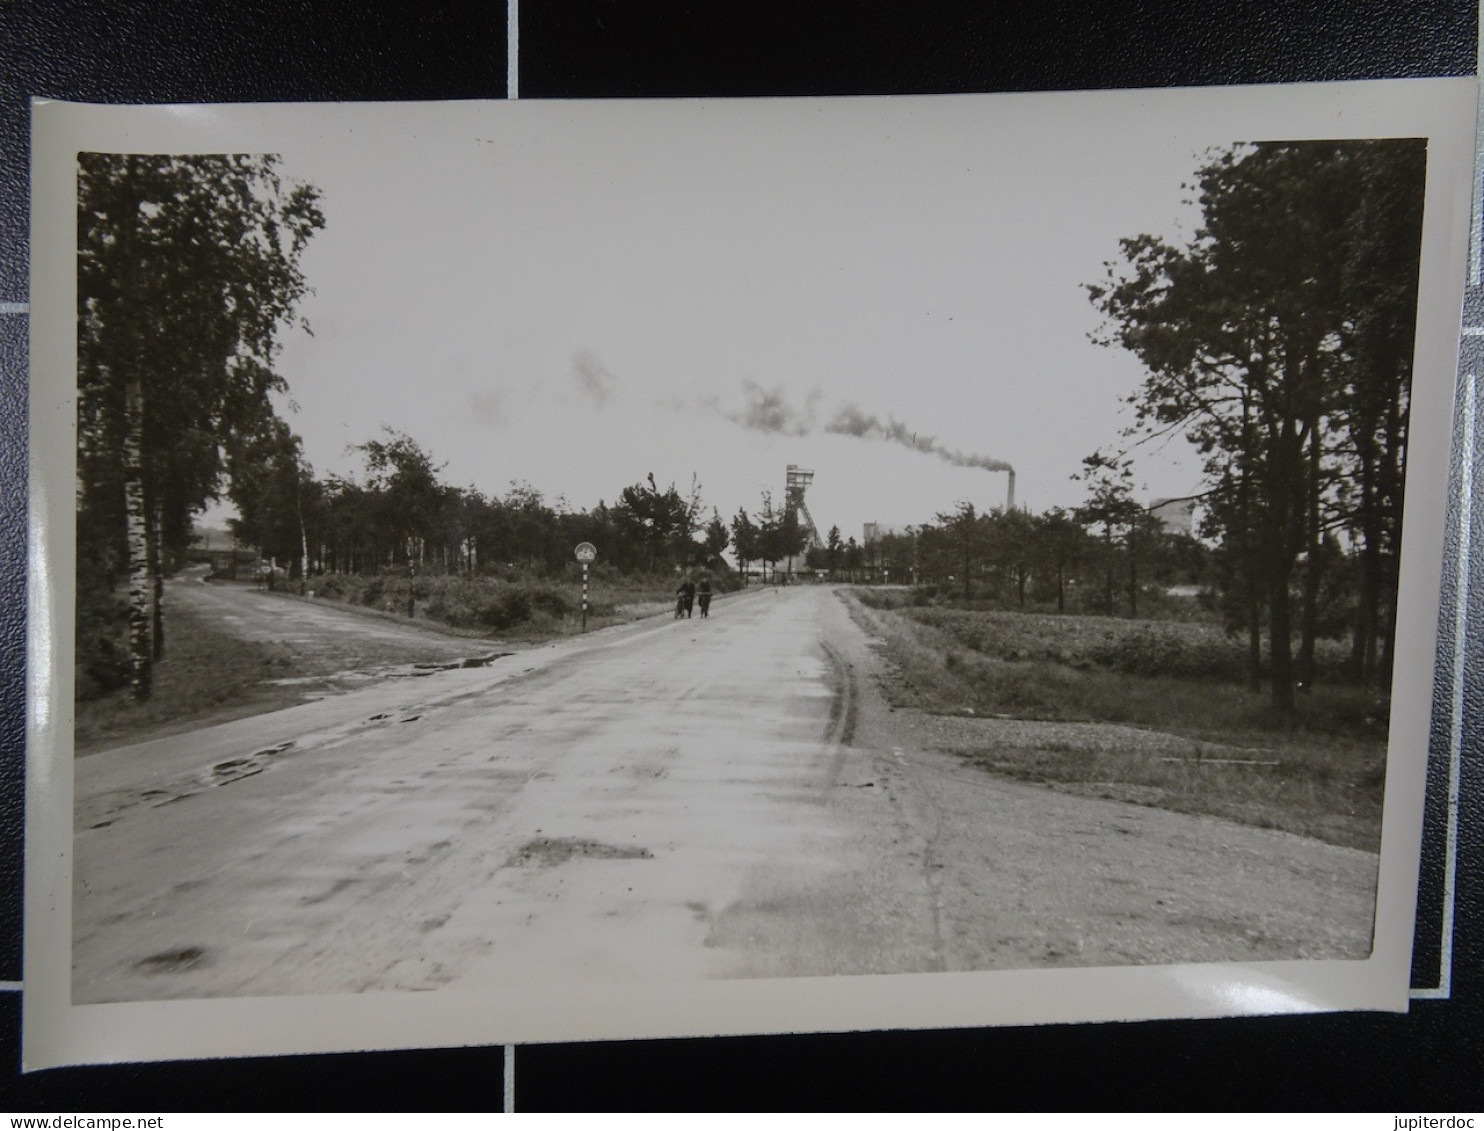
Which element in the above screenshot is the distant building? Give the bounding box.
[863,522,918,545]
[187,527,260,580]
[1149,497,1196,537]
[862,523,920,584]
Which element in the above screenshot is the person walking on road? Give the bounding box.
[697,576,713,618]
[676,577,696,619]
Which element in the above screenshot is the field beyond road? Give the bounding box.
[846,589,1387,852]
[73,583,1379,1003]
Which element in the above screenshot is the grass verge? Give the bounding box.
[75,605,334,754]
[308,572,694,641]
[75,576,718,753]
[845,590,1385,852]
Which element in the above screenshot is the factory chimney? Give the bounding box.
[1006,468,1016,511]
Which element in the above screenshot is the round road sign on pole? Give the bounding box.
[574,543,596,631]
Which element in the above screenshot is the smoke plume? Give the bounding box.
[726,380,817,436]
[572,349,620,405]
[825,404,1013,473]
[693,383,1016,502]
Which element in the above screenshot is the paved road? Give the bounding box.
[73,584,1379,1002]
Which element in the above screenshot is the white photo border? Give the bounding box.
[24,80,1477,1068]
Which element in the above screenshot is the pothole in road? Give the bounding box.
[505,837,654,868]
[402,653,514,676]
[269,653,512,687]
[210,757,262,781]
[133,946,208,974]
[207,741,296,786]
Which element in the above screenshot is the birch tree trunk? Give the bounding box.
[1247,595,1263,692]
[149,496,165,661]
[123,378,153,700]
[297,482,310,595]
[1296,410,1324,688]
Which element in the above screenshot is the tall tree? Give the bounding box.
[775,507,809,578]
[752,492,808,581]
[933,501,986,600]
[617,473,696,573]
[1330,142,1427,689]
[702,509,731,567]
[844,536,864,582]
[353,429,446,569]
[78,153,324,698]
[1034,507,1086,613]
[825,525,843,576]
[985,507,1039,608]
[731,507,760,582]
[753,493,783,582]
[227,413,317,583]
[1074,453,1146,616]
[1087,140,1425,710]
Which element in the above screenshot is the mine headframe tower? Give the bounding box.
[785,464,823,550]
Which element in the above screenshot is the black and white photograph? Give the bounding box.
[23,82,1474,1066]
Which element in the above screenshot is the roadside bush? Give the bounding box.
[712,570,745,595]
[309,573,347,600]
[1084,624,1244,680]
[412,576,528,629]
[309,572,598,632]
[75,588,129,701]
[902,606,1351,683]
[527,586,572,618]
[854,588,913,611]
[304,567,737,636]
[478,588,531,630]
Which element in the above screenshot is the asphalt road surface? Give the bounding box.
[73,584,1379,1002]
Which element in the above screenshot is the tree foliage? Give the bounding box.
[245,437,736,592]
[1087,139,1425,707]
[77,153,324,697]
[616,473,701,572]
[227,412,316,580]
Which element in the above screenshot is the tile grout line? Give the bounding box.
[1415,0,1481,992]
[503,3,517,1102]
[1410,370,1476,1000]
[0,300,17,991]
[1438,370,1476,1000]
[1475,1,1484,286]
[504,1044,516,1112]
[1434,367,1473,999]
[508,0,519,100]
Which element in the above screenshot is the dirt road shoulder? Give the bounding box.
[814,588,1379,969]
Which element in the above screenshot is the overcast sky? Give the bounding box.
[257,96,1210,542]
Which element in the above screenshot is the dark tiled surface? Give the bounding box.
[521,0,1473,99]
[0,0,1478,1109]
